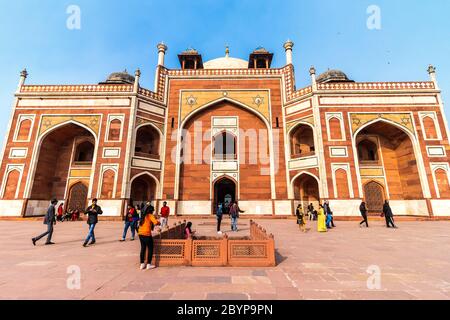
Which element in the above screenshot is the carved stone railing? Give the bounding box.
[21,84,133,93]
[317,81,435,91]
[152,220,276,267]
[138,87,164,101]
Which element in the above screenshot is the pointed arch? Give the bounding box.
[129,171,160,200]
[174,98,276,200]
[134,123,162,158]
[422,116,438,140]
[291,171,321,210]
[212,130,237,160]
[288,122,315,158]
[2,169,21,199]
[181,97,271,130]
[352,117,430,199]
[16,119,32,141]
[432,166,450,198]
[363,180,386,213]
[100,169,116,199]
[25,120,98,199]
[328,117,343,140]
[290,170,320,186]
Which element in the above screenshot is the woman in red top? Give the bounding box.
[57,203,64,222]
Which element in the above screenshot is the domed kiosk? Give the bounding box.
[100,70,135,85]
[316,69,353,83]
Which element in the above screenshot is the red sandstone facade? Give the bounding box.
[0,42,449,217]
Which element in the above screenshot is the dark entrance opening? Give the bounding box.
[213,177,236,213]
[364,181,385,215]
[67,182,88,212]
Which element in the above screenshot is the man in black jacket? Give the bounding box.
[382,200,397,228]
[359,201,369,228]
[32,199,58,246]
[83,198,103,247]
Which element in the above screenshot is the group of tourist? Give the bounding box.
[32,198,104,247]
[31,199,103,247]
[295,199,398,232]
[295,200,336,233]
[31,198,195,271]
[31,195,399,271]
[359,200,398,228]
[120,201,170,241]
[54,203,81,222]
[216,201,245,234]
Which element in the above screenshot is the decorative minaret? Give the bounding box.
[283,40,294,65]
[134,68,141,93]
[17,68,28,92]
[428,64,438,89]
[157,42,168,66]
[155,42,167,92]
[309,66,317,91]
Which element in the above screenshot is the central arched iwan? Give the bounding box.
[178,101,271,201]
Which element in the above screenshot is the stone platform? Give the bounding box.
[0,219,449,300]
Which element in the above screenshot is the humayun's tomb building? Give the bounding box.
[0,41,449,218]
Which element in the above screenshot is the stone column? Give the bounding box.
[17,69,28,92]
[157,42,167,66]
[155,43,167,92]
[428,64,438,89]
[283,40,294,65]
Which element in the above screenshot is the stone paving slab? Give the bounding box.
[0,219,449,300]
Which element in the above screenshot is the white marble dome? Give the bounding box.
[203,56,248,69]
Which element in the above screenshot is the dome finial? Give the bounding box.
[225,45,229,57]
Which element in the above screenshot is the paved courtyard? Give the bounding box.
[0,218,449,300]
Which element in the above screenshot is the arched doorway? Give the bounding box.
[363,181,385,215]
[178,100,271,202]
[130,174,157,207]
[29,123,96,215]
[355,121,423,200]
[292,173,320,211]
[67,182,88,212]
[213,177,236,213]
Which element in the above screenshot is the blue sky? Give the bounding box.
[1,0,449,145]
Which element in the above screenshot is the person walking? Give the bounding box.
[32,199,58,246]
[216,202,224,234]
[324,200,335,228]
[229,201,244,232]
[137,205,160,270]
[317,204,328,232]
[159,201,170,230]
[382,200,397,228]
[121,204,139,241]
[359,201,369,228]
[83,198,103,247]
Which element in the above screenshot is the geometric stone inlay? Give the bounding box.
[350,113,415,136]
[39,115,101,136]
[180,90,270,124]
[286,116,315,133]
[135,117,164,133]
